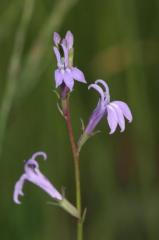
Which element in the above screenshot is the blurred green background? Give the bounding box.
[0,0,159,239]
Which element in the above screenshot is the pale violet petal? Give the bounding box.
[110,103,125,132]
[95,79,110,95]
[53,32,61,45]
[112,101,133,122]
[106,105,118,134]
[27,169,62,200]
[31,152,47,161]
[65,31,74,49]
[55,69,63,87]
[63,69,74,91]
[61,43,69,67]
[71,67,86,83]
[55,69,63,88]
[13,174,26,204]
[88,84,105,102]
[53,47,63,68]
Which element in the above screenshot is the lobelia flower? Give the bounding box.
[84,80,133,135]
[13,151,62,204]
[53,31,86,91]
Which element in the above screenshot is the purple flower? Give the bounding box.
[53,31,86,91]
[85,80,133,135]
[13,151,62,204]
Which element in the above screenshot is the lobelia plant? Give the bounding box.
[13,30,133,240]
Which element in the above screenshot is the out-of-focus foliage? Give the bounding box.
[0,0,159,239]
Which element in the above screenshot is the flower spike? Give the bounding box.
[53,31,86,92]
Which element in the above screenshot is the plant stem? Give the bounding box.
[62,96,83,240]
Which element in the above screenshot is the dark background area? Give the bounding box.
[0,0,159,239]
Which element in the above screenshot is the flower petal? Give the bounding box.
[106,105,118,134]
[88,84,105,102]
[13,175,26,204]
[27,168,62,200]
[63,69,74,91]
[53,32,61,46]
[53,47,63,68]
[65,31,74,49]
[31,151,47,161]
[95,79,110,95]
[61,43,69,67]
[112,101,132,122]
[55,69,63,87]
[71,67,86,83]
[110,103,125,132]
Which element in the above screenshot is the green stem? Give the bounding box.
[61,97,83,240]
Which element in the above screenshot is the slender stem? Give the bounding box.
[61,96,83,240]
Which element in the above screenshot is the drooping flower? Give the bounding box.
[53,31,86,91]
[85,80,133,135]
[13,151,62,204]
